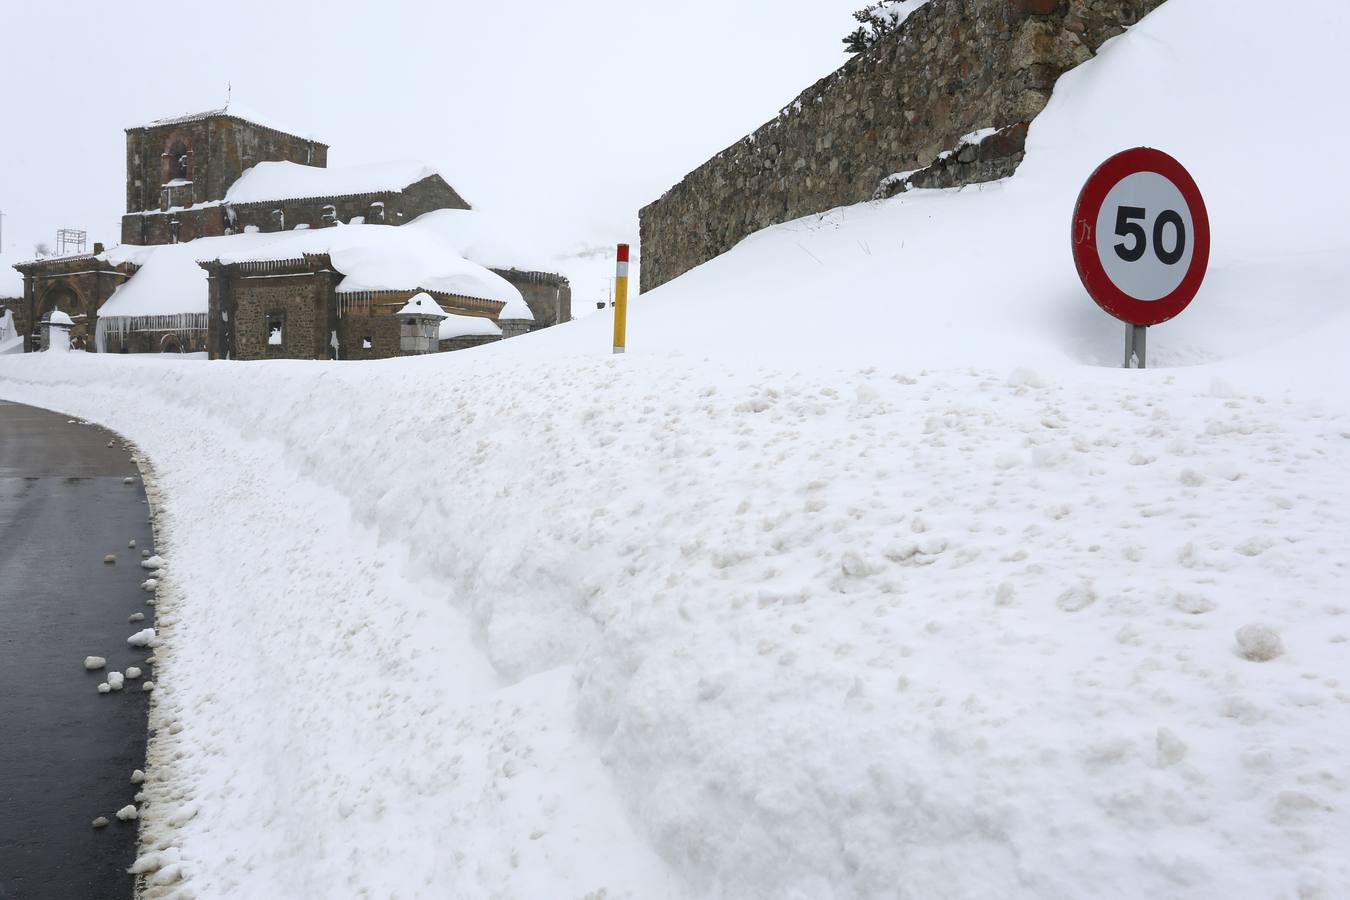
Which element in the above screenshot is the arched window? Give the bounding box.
[168,142,189,180]
[161,135,193,187]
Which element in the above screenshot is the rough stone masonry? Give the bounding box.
[638,0,1167,292]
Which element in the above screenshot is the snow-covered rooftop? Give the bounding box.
[132,101,323,144]
[396,293,449,319]
[97,214,533,322]
[224,160,438,205]
[409,208,558,275]
[439,314,502,341]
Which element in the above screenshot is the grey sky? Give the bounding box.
[1,0,863,302]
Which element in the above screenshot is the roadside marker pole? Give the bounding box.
[613,243,629,354]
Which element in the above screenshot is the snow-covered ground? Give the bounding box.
[2,1,1348,897]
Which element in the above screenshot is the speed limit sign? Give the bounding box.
[1072,148,1210,366]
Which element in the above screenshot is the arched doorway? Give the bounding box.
[33,285,79,341]
[160,334,182,354]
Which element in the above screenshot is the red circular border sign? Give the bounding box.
[1072,147,1210,327]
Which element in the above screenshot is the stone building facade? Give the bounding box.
[638,0,1167,292]
[201,256,521,362]
[10,249,129,352]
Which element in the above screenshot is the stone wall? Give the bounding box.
[439,333,501,353]
[491,268,572,330]
[336,307,414,361]
[102,328,208,354]
[205,260,335,361]
[638,0,1166,291]
[235,273,332,361]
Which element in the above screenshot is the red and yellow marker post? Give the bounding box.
[613,243,629,354]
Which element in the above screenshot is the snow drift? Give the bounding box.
[2,1,1349,898]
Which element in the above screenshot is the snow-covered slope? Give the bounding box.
[1,1,1347,898]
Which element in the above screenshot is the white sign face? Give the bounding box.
[1094,171,1196,302]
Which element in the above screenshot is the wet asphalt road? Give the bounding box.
[0,401,155,900]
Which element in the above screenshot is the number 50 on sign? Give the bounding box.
[1072,147,1211,331]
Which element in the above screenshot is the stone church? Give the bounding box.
[11,103,570,358]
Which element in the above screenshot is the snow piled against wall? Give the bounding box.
[2,1,1349,897]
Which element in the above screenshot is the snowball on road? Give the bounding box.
[126,628,155,648]
[83,656,106,671]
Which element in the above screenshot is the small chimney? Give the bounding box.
[93,242,105,255]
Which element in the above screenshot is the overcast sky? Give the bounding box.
[1,0,863,302]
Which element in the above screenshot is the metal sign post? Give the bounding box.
[1125,324,1147,369]
[1072,148,1210,368]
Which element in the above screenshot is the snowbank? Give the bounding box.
[0,307,21,354]
[1,1,1347,898]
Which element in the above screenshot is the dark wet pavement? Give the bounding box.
[0,401,156,900]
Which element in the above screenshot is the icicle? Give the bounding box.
[95,314,208,353]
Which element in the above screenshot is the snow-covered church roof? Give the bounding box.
[132,100,322,144]
[224,160,440,205]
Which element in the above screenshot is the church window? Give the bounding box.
[362,336,372,350]
[267,317,284,348]
[166,141,190,182]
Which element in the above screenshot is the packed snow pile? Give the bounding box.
[0,309,20,356]
[2,1,1349,898]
